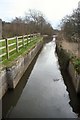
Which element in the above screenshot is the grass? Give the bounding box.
[1,36,43,67]
[0,36,37,58]
[71,56,80,74]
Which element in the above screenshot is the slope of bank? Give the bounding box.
[56,36,80,95]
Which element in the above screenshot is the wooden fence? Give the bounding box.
[0,33,40,63]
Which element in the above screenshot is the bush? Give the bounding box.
[72,57,80,74]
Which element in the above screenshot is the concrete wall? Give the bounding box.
[0,19,2,39]
[56,43,80,94]
[0,41,43,99]
[6,57,24,89]
[0,68,8,99]
[68,62,80,94]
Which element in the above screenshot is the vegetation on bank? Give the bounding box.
[71,56,80,74]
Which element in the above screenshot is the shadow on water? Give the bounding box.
[2,47,43,118]
[55,46,80,117]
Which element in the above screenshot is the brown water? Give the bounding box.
[2,38,80,118]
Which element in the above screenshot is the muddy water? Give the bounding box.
[2,38,80,118]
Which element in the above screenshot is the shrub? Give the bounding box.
[72,57,80,74]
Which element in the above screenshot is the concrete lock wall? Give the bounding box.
[0,68,8,99]
[68,62,80,94]
[56,43,80,94]
[0,41,43,99]
[6,57,24,89]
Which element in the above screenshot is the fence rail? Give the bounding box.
[0,33,40,63]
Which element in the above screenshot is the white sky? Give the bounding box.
[0,0,79,29]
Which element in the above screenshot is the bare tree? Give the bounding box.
[2,9,54,38]
[24,9,53,35]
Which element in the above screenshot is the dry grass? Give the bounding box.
[61,40,79,57]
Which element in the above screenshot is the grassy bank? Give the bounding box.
[1,36,43,67]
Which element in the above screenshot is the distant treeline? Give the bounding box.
[2,10,56,38]
[60,7,80,42]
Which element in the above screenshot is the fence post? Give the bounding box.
[27,35,28,45]
[16,37,19,52]
[22,35,24,47]
[35,34,37,40]
[5,38,9,59]
[30,34,31,43]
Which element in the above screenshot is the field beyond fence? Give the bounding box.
[0,33,41,65]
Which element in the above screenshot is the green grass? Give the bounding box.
[8,39,16,44]
[1,36,43,67]
[71,57,80,74]
[0,36,39,59]
[0,39,6,46]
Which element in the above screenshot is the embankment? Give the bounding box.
[56,43,80,95]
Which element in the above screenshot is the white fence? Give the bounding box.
[0,33,40,62]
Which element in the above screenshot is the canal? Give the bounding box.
[2,37,80,118]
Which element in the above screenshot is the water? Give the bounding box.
[2,38,80,118]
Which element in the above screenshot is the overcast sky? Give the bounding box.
[0,0,79,29]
